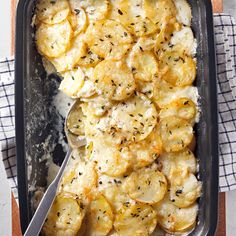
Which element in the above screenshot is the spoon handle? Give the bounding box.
[24,149,72,236]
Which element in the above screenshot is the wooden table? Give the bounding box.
[11,0,225,235]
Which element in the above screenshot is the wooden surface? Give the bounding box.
[212,0,223,13]
[216,193,226,236]
[11,0,225,235]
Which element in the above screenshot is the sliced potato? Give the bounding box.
[69,0,110,22]
[129,51,158,82]
[59,161,97,198]
[50,34,86,72]
[134,33,159,51]
[101,184,133,213]
[143,0,177,28]
[154,20,181,55]
[42,193,85,236]
[174,0,192,26]
[110,93,157,142]
[158,149,197,181]
[159,98,196,125]
[77,67,97,98]
[169,172,201,208]
[68,7,87,36]
[158,50,197,87]
[115,0,158,37]
[81,103,111,139]
[160,116,194,152]
[82,95,114,116]
[66,100,85,136]
[129,126,162,170]
[93,60,135,101]
[152,76,199,108]
[85,194,113,236]
[154,197,198,233]
[124,164,167,204]
[36,20,72,58]
[85,19,133,60]
[36,0,70,25]
[114,203,157,236]
[77,45,102,67]
[59,67,84,97]
[92,139,132,177]
[170,27,197,56]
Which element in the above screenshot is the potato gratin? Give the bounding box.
[34,0,201,235]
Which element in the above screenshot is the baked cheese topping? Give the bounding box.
[34,0,201,235]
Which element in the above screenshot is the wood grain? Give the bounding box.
[12,194,22,236]
[216,193,226,236]
[11,0,17,56]
[11,0,224,236]
[212,0,223,13]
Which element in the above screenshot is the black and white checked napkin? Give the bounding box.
[0,14,236,198]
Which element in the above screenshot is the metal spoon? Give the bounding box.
[24,100,86,236]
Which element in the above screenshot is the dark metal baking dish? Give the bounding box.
[15,0,219,235]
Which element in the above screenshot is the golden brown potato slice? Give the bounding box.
[158,149,197,181]
[50,34,86,72]
[128,51,158,82]
[133,33,159,52]
[36,0,70,25]
[154,197,198,233]
[159,98,197,125]
[129,126,163,170]
[85,194,114,236]
[174,0,192,26]
[169,172,201,208]
[69,0,110,22]
[170,26,197,56]
[110,93,158,142]
[92,139,132,177]
[81,95,114,116]
[158,50,196,87]
[42,193,85,236]
[77,45,102,68]
[143,0,177,29]
[68,7,87,36]
[100,183,132,213]
[151,76,199,109]
[154,20,181,55]
[113,0,158,37]
[59,67,84,97]
[77,67,97,98]
[93,59,135,101]
[59,161,97,198]
[160,116,194,152]
[124,164,167,204]
[114,203,157,236]
[36,20,72,58]
[85,19,133,60]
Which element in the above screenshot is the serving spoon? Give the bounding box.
[24,100,86,236]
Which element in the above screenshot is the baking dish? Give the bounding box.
[15,0,219,235]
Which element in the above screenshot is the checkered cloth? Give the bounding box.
[214,14,236,192]
[0,14,236,197]
[0,57,18,199]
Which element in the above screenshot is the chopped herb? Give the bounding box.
[118,9,123,15]
[74,9,81,15]
[175,189,183,196]
[139,46,144,52]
